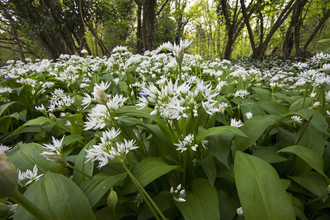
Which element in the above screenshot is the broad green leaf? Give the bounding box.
[175,178,220,220]
[289,97,312,111]
[278,145,328,180]
[234,115,278,152]
[208,134,233,167]
[73,138,96,185]
[138,191,174,220]
[252,87,272,101]
[253,147,287,164]
[295,109,328,134]
[258,101,288,115]
[218,190,240,220]
[0,101,16,116]
[289,171,329,200]
[95,205,136,220]
[0,117,12,134]
[198,154,217,186]
[273,93,296,104]
[13,117,50,135]
[5,109,27,122]
[116,106,173,141]
[7,142,66,175]
[80,173,127,207]
[121,157,179,194]
[295,124,325,156]
[62,134,85,146]
[292,197,308,220]
[14,172,96,220]
[240,101,266,120]
[234,151,295,220]
[119,117,179,163]
[196,126,247,142]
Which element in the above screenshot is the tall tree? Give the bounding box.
[241,0,296,60]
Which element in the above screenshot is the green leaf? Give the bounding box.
[13,117,51,135]
[196,126,247,142]
[295,109,328,134]
[73,138,96,185]
[292,197,308,220]
[258,101,288,115]
[218,190,240,220]
[289,171,329,200]
[208,134,233,167]
[295,123,325,156]
[116,106,174,141]
[121,157,179,194]
[80,173,127,207]
[14,172,96,220]
[252,87,272,101]
[175,178,220,220]
[6,142,66,175]
[62,134,85,146]
[253,147,287,164]
[198,154,217,186]
[289,97,312,111]
[0,101,16,116]
[138,191,174,220]
[234,115,278,152]
[234,151,295,220]
[278,145,328,180]
[318,39,330,43]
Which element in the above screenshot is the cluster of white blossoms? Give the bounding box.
[136,79,232,123]
[83,82,128,130]
[40,136,68,166]
[17,165,44,187]
[47,88,74,112]
[174,134,198,153]
[170,184,186,203]
[0,143,11,152]
[85,127,139,167]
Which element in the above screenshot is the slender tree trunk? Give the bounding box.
[303,8,330,50]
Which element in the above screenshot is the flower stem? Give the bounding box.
[66,164,92,179]
[10,190,51,220]
[121,162,166,220]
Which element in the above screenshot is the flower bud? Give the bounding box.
[40,152,69,167]
[94,87,108,105]
[49,113,57,121]
[0,149,18,198]
[107,188,118,210]
[327,185,330,194]
[237,207,244,217]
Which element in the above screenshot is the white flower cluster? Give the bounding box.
[40,136,68,166]
[174,134,198,153]
[17,165,44,187]
[170,184,186,202]
[85,128,139,167]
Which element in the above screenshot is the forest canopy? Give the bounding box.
[0,0,329,65]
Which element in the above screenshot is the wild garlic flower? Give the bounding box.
[17,165,44,187]
[133,193,144,207]
[48,88,74,112]
[0,143,11,152]
[245,111,253,119]
[158,39,192,64]
[234,90,249,99]
[231,118,244,128]
[0,87,13,94]
[84,94,128,130]
[85,128,138,167]
[291,116,303,124]
[170,184,186,202]
[237,207,244,216]
[174,134,198,153]
[218,102,229,114]
[40,136,68,166]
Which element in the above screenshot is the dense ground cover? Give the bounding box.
[1,42,330,220]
